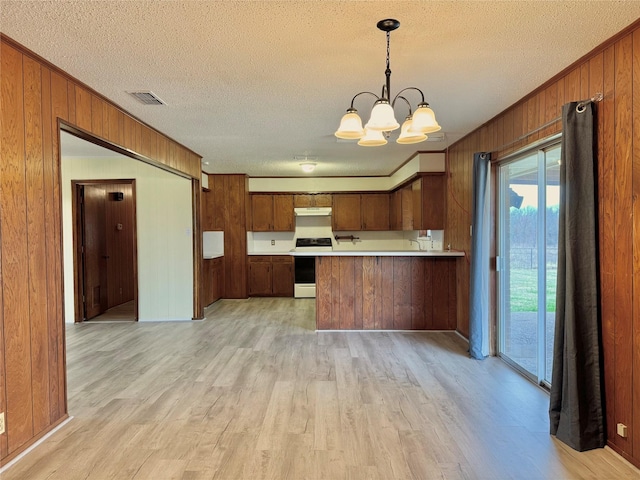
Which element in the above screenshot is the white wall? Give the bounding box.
[62,155,194,322]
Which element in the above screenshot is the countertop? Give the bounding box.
[203,253,224,260]
[248,251,292,256]
[288,249,465,257]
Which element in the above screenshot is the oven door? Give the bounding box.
[294,256,316,298]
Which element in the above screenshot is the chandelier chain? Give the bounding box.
[386,31,391,72]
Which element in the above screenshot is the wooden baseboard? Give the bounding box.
[0,415,70,468]
[606,443,640,470]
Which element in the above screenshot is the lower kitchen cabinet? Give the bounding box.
[248,255,293,297]
[203,257,225,306]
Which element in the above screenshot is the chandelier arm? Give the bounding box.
[349,91,381,109]
[392,95,413,115]
[391,87,427,106]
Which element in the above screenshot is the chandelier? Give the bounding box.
[335,19,441,146]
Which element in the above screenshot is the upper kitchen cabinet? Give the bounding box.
[419,174,445,230]
[390,189,402,230]
[361,193,390,231]
[333,193,389,231]
[332,194,362,231]
[294,193,333,208]
[273,195,294,230]
[202,174,225,231]
[388,174,445,231]
[251,194,294,232]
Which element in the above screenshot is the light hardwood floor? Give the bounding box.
[3,298,639,479]
[86,300,136,322]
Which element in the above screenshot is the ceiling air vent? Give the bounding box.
[425,132,446,142]
[128,90,166,105]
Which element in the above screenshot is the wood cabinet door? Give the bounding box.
[201,189,215,231]
[294,194,312,208]
[401,186,414,230]
[412,179,423,230]
[203,259,215,306]
[248,259,272,296]
[211,257,224,302]
[313,194,332,207]
[273,195,294,231]
[333,194,361,231]
[361,193,390,230]
[211,175,226,231]
[251,194,274,231]
[420,175,445,229]
[390,190,402,230]
[272,258,293,297]
[294,193,332,208]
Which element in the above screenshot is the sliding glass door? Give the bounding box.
[497,142,561,385]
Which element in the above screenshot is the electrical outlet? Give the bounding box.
[0,412,5,435]
[617,423,628,438]
[271,239,275,245]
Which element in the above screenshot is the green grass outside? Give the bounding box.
[508,268,557,312]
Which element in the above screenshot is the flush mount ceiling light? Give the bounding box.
[300,162,317,173]
[335,19,441,146]
[295,155,318,173]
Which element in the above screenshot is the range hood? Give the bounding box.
[294,207,332,217]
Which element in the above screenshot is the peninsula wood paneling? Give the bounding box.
[446,20,640,467]
[316,256,457,331]
[0,34,203,463]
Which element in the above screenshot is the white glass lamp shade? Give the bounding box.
[365,100,400,132]
[357,128,387,147]
[300,163,316,173]
[409,103,441,134]
[396,117,428,144]
[335,110,365,139]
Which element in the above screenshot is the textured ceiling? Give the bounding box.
[2,1,639,177]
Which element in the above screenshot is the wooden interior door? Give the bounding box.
[82,184,108,319]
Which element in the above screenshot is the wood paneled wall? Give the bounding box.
[203,174,249,299]
[316,256,457,330]
[445,20,640,468]
[0,35,202,462]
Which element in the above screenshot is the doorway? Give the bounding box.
[497,141,561,386]
[72,180,137,322]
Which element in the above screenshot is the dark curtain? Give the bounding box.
[549,101,604,451]
[469,152,491,359]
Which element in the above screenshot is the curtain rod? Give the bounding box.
[492,93,603,153]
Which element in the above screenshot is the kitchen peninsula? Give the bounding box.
[290,249,464,331]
